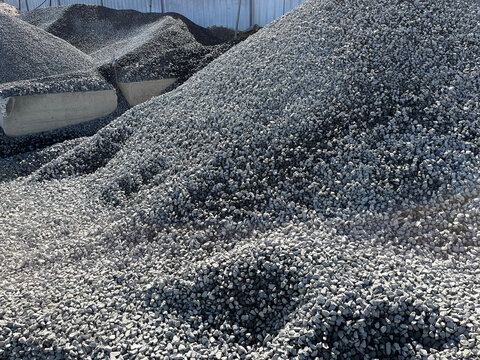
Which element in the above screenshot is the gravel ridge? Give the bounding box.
[20,4,235,84]
[0,13,93,84]
[0,70,113,99]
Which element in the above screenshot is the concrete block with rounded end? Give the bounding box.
[118,78,177,106]
[0,89,117,137]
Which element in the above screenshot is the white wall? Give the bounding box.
[5,0,307,30]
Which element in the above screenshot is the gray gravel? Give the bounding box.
[1,0,480,359]
[20,5,222,55]
[0,12,117,155]
[21,4,236,84]
[0,70,113,99]
[18,6,69,31]
[0,13,113,97]
[0,13,93,84]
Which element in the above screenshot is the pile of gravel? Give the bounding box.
[21,4,235,84]
[0,13,112,98]
[0,3,18,15]
[21,5,221,54]
[1,0,479,359]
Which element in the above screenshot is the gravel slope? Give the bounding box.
[0,3,18,15]
[0,13,93,84]
[0,13,113,98]
[1,0,480,359]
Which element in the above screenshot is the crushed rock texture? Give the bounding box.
[0,13,112,98]
[0,13,93,84]
[21,4,236,84]
[0,3,18,15]
[0,70,113,99]
[1,0,480,359]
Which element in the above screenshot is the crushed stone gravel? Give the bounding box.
[21,4,236,84]
[21,4,223,54]
[0,3,18,15]
[0,13,113,98]
[0,13,93,84]
[1,0,480,359]
[0,70,113,99]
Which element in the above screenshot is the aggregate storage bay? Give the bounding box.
[1,0,480,359]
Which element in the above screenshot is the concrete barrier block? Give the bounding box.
[0,89,117,137]
[118,78,177,107]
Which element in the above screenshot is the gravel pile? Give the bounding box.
[0,3,18,15]
[21,4,235,84]
[21,5,221,54]
[1,0,480,359]
[0,13,112,98]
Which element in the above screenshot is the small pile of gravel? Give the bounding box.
[0,13,112,98]
[1,0,479,359]
[21,4,235,84]
[0,3,18,15]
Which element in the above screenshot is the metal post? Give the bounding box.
[234,0,242,39]
[57,0,60,6]
[249,0,253,29]
[161,0,165,13]
[149,0,152,12]
[18,0,20,12]
[100,0,103,6]
[283,0,286,15]
[25,0,29,11]
[49,0,52,6]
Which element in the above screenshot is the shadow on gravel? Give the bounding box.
[306,297,467,359]
[143,250,307,346]
[0,323,72,360]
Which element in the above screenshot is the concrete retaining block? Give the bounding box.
[118,78,177,106]
[0,89,117,137]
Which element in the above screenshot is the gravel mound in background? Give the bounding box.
[0,13,113,98]
[0,3,18,15]
[0,13,93,84]
[21,4,235,84]
[1,0,480,359]
[21,4,222,54]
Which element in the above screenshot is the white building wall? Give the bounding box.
[4,0,306,30]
